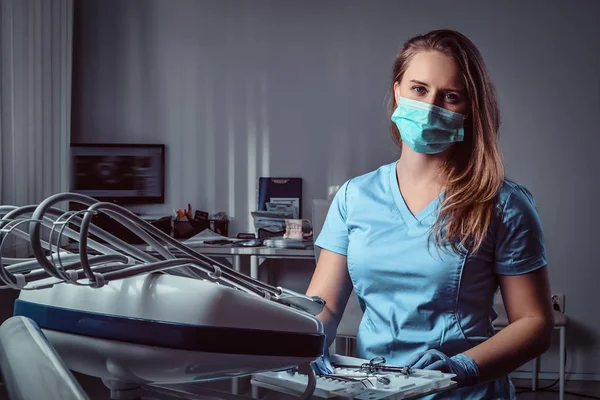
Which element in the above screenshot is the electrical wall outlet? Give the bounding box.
[551,294,565,313]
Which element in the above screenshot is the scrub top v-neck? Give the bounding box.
[315,161,547,399]
[390,166,442,235]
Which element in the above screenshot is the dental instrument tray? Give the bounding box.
[251,354,457,399]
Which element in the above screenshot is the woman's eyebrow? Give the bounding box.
[409,79,465,93]
[409,79,430,87]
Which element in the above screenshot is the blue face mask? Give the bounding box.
[391,96,466,154]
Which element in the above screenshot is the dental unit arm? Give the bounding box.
[1,193,325,312]
[0,193,326,397]
[0,193,456,400]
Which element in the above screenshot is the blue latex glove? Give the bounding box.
[405,349,479,387]
[311,344,334,375]
[287,342,334,376]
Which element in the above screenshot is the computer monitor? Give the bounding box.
[70,143,165,204]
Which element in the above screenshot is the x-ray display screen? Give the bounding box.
[71,144,165,204]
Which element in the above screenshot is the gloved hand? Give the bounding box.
[287,342,334,376]
[405,349,479,387]
[311,344,334,375]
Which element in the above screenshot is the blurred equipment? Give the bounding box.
[257,177,303,218]
[70,143,165,205]
[253,178,303,238]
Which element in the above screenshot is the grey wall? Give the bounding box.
[72,0,600,378]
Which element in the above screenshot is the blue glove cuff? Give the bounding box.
[450,353,480,386]
[312,343,334,375]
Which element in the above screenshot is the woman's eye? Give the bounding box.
[445,93,460,103]
[411,85,426,95]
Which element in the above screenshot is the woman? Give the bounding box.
[306,29,554,399]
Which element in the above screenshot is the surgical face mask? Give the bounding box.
[391,96,466,154]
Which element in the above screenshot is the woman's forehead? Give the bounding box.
[403,51,464,90]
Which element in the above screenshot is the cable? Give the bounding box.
[297,364,317,400]
[561,391,600,399]
[0,193,326,315]
[516,352,564,392]
[0,218,46,289]
[564,390,600,399]
[536,348,565,390]
[518,387,600,399]
[3,204,120,277]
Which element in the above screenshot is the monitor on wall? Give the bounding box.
[70,143,165,205]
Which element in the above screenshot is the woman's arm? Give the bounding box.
[305,248,354,347]
[464,266,555,382]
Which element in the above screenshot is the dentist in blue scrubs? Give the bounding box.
[306,29,554,399]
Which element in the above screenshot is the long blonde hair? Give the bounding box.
[389,30,504,254]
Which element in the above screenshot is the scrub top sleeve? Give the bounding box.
[494,185,547,275]
[314,180,351,256]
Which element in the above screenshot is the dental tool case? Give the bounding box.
[251,355,457,399]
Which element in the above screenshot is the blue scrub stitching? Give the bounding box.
[499,185,519,267]
[344,178,352,216]
[452,248,475,348]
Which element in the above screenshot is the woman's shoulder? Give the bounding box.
[495,179,539,219]
[344,162,396,192]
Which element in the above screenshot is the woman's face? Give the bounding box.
[395,51,469,116]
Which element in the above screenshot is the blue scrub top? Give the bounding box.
[315,161,546,399]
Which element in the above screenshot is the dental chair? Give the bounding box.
[1,194,326,400]
[0,316,88,400]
